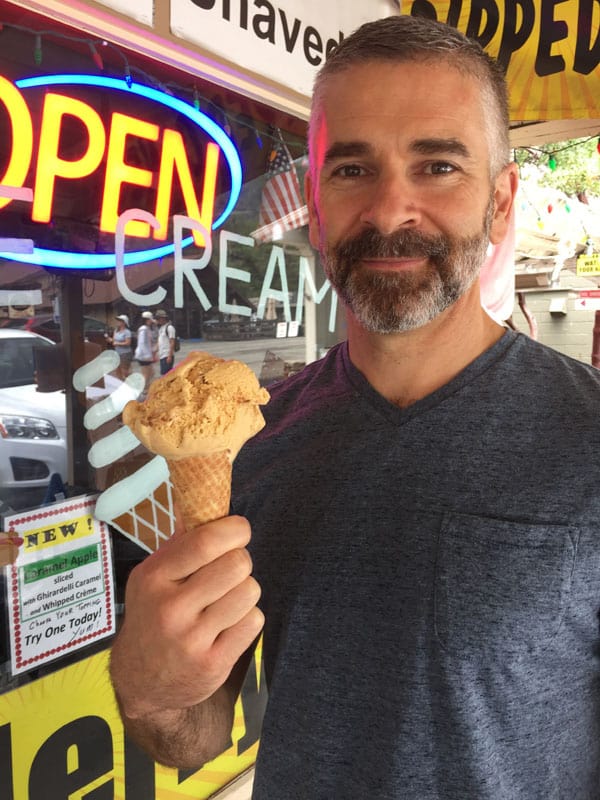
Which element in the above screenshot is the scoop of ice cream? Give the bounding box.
[122,351,270,460]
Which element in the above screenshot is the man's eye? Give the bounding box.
[332,164,366,178]
[425,162,456,175]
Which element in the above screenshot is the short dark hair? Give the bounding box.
[310,15,510,176]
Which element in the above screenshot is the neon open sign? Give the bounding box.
[0,73,242,268]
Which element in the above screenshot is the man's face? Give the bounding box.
[306,60,516,333]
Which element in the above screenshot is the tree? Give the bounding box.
[514,136,599,201]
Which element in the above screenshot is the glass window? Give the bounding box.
[0,16,341,692]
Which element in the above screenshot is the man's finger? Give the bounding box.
[211,606,265,666]
[199,576,262,642]
[0,532,22,567]
[157,516,252,581]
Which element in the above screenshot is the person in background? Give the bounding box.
[109,15,600,800]
[134,311,156,394]
[155,309,176,375]
[106,314,133,381]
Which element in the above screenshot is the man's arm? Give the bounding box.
[109,516,264,769]
[111,647,255,768]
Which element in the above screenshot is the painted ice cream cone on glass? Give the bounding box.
[122,352,269,532]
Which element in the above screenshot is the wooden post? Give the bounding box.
[592,310,600,369]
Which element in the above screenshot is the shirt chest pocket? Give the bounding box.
[434,512,579,658]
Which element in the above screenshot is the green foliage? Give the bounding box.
[515,136,599,198]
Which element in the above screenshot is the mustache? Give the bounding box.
[333,228,451,263]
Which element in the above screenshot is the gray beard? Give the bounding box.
[321,202,494,334]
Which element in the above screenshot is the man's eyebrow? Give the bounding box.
[323,141,372,164]
[410,137,471,158]
[322,138,472,164]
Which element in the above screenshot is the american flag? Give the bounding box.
[251,137,309,244]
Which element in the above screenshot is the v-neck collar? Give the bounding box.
[339,329,519,425]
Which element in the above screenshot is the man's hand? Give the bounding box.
[110,515,264,720]
[0,531,22,566]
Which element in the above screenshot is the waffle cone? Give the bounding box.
[166,451,232,531]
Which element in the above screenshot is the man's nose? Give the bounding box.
[359,172,421,235]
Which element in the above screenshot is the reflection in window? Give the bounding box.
[0,336,53,389]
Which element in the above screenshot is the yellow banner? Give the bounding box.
[0,645,266,799]
[404,1,600,119]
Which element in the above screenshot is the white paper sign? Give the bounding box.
[4,495,115,675]
[171,0,396,97]
[96,0,153,25]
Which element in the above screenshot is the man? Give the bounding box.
[110,16,600,799]
[155,309,177,375]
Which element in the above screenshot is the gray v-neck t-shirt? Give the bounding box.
[233,331,600,799]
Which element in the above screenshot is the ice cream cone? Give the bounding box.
[166,450,232,531]
[122,351,269,537]
[110,474,174,553]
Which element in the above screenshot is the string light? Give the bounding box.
[33,33,42,65]
[88,42,103,70]
[206,101,223,126]
[519,186,549,232]
[0,19,307,156]
[517,135,600,167]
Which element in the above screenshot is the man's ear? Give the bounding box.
[304,170,320,250]
[489,162,518,245]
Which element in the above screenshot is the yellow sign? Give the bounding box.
[21,513,94,554]
[0,645,266,799]
[404,1,600,119]
[577,252,600,276]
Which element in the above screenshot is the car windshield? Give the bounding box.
[0,338,53,389]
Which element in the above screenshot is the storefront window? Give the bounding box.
[0,17,338,693]
[0,6,346,795]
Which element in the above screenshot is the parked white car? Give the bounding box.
[0,330,67,510]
